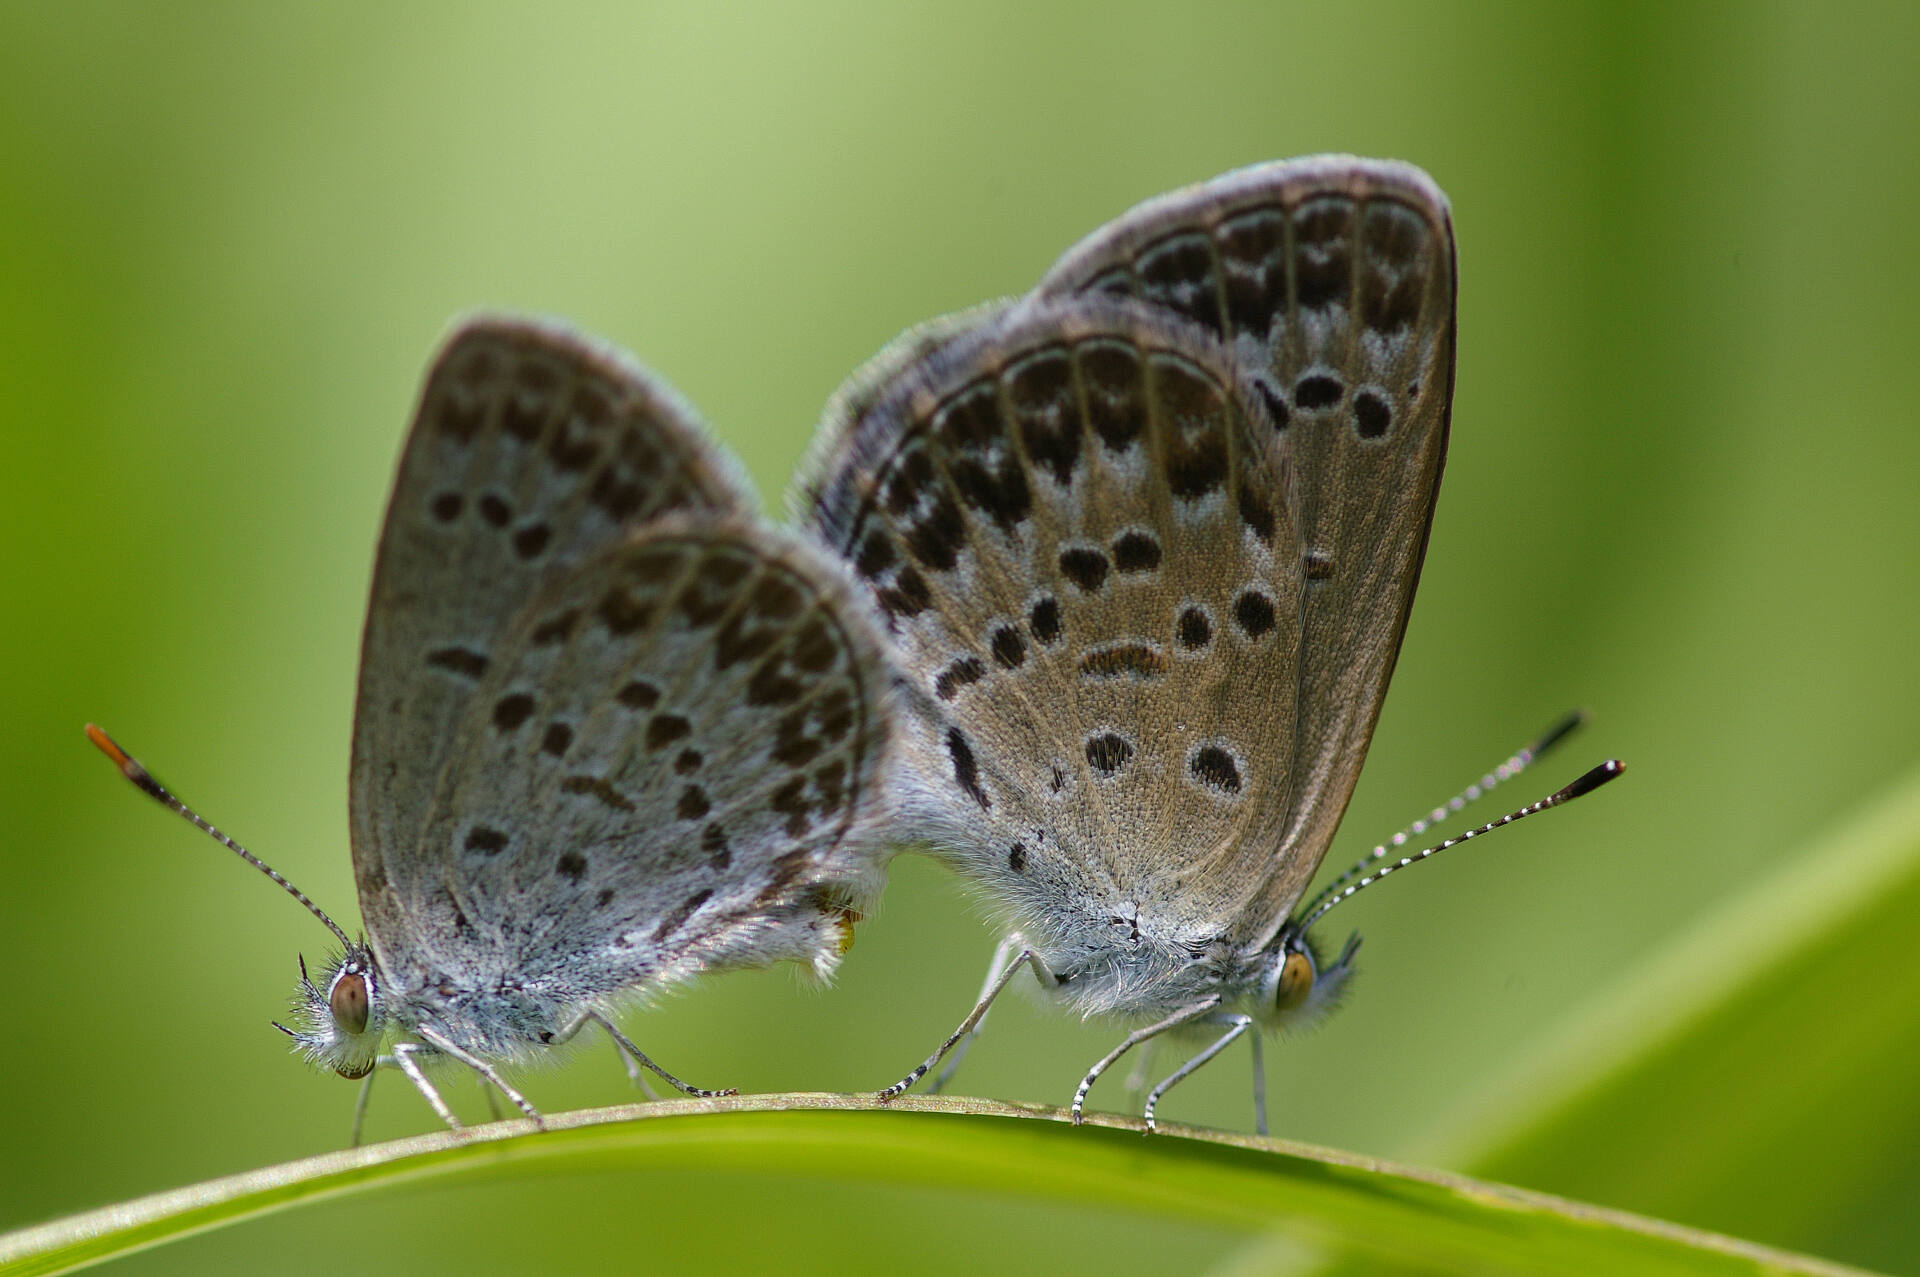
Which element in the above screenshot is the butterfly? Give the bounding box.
[93,316,897,1137]
[798,155,1617,1130]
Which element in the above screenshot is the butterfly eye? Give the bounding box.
[329,970,371,1037]
[1273,950,1315,1011]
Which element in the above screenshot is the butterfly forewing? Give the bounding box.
[806,297,1311,963]
[1025,157,1456,938]
[351,318,758,955]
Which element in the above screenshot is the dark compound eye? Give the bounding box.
[330,970,370,1036]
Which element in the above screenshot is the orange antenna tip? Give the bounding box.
[86,723,133,770]
[85,723,165,799]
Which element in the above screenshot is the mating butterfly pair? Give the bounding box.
[96,154,1618,1140]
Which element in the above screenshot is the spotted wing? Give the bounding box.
[801,296,1310,956]
[370,516,894,998]
[350,317,756,954]
[1023,156,1456,940]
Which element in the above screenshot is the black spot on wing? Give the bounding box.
[465,827,508,855]
[513,522,552,559]
[989,624,1027,669]
[1189,745,1242,794]
[427,647,489,679]
[646,715,692,750]
[948,728,989,810]
[1029,596,1062,645]
[1176,606,1212,650]
[1085,732,1134,775]
[1354,389,1392,439]
[702,823,731,869]
[562,775,635,811]
[677,786,711,821]
[935,656,986,701]
[1078,642,1167,681]
[1112,530,1161,573]
[618,679,660,710]
[1295,374,1343,410]
[652,888,714,942]
[1059,547,1110,593]
[493,693,534,732]
[531,608,581,645]
[1233,590,1276,640]
[1008,346,1082,487]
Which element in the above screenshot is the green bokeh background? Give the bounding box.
[4,4,1917,1274]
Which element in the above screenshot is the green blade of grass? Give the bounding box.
[0,1093,1873,1277]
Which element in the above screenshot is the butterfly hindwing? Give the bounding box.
[376,517,895,1018]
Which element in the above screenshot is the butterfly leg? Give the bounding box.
[925,933,1029,1095]
[1121,1040,1159,1107]
[549,1009,737,1099]
[350,1066,380,1147]
[390,1042,463,1131]
[604,1025,663,1102]
[881,936,1047,1101]
[414,1026,542,1125]
[1249,1028,1268,1137]
[538,1010,651,1095]
[1071,998,1222,1126]
[617,1042,664,1102]
[1141,1014,1254,1134]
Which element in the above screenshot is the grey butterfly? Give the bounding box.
[94,316,895,1136]
[796,156,1469,1129]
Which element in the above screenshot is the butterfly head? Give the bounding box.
[280,943,389,1080]
[1253,927,1360,1030]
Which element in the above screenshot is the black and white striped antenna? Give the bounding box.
[86,723,353,949]
[1296,728,1623,936]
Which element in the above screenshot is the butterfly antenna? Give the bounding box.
[85,724,353,949]
[1297,710,1589,921]
[1295,758,1624,936]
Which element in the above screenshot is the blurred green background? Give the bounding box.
[4,3,1917,1274]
